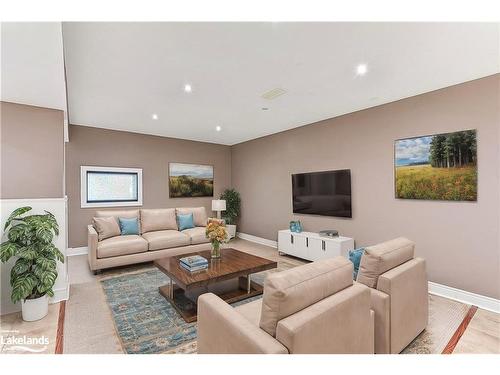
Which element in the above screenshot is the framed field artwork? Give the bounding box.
[394,130,477,201]
[169,163,214,198]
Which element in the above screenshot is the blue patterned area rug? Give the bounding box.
[100,269,263,354]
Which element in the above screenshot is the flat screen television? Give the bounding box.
[292,169,352,218]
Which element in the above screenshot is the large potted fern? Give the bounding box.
[220,189,241,239]
[0,207,64,321]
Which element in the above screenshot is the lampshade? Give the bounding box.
[212,199,226,211]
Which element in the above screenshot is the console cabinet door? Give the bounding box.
[324,240,342,258]
[337,238,355,257]
[278,232,307,259]
[307,237,326,261]
[286,233,304,258]
[278,231,292,254]
[309,238,344,260]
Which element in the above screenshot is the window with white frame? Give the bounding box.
[80,166,143,208]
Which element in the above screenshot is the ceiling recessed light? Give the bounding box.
[356,64,368,76]
[151,113,158,120]
[215,126,222,132]
[184,84,192,93]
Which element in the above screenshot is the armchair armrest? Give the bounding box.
[369,287,390,354]
[354,280,390,353]
[276,284,374,354]
[197,293,288,354]
[87,225,98,271]
[377,257,428,353]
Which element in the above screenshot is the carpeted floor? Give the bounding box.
[63,240,487,354]
[402,294,470,353]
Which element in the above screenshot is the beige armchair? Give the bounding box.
[198,257,374,354]
[356,237,428,354]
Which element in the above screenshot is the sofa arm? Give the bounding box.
[197,293,288,354]
[377,257,428,353]
[276,284,374,354]
[87,225,99,271]
[369,287,391,354]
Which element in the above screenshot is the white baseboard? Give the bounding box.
[428,281,500,313]
[67,246,88,256]
[236,232,500,314]
[236,232,278,248]
[50,275,70,304]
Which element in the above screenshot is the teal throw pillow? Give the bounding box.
[349,247,365,280]
[119,217,139,235]
[177,213,195,231]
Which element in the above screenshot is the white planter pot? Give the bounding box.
[21,295,49,322]
[227,224,237,239]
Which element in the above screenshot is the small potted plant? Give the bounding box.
[205,220,228,258]
[0,207,64,321]
[220,189,241,239]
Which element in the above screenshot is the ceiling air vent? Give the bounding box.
[261,87,287,100]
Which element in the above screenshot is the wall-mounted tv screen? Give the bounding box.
[292,169,352,218]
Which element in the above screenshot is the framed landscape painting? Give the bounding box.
[169,163,214,198]
[394,130,477,201]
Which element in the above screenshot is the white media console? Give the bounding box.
[278,229,354,261]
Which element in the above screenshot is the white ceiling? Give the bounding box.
[1,22,67,111]
[62,22,499,145]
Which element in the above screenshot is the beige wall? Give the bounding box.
[0,101,64,199]
[231,75,500,299]
[65,125,232,247]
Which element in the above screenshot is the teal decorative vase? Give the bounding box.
[289,220,302,233]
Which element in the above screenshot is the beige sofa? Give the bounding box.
[198,257,375,354]
[88,207,212,273]
[356,237,428,354]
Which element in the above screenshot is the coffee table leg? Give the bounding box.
[247,274,251,293]
[169,278,174,299]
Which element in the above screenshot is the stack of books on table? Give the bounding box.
[179,255,208,272]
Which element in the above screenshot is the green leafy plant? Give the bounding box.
[220,189,241,225]
[0,207,64,303]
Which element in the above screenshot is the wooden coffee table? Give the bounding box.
[154,248,277,323]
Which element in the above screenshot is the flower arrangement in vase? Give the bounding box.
[205,220,229,258]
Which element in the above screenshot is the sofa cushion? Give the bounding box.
[93,216,121,241]
[118,217,140,235]
[177,213,195,231]
[142,230,190,251]
[349,248,365,280]
[97,235,148,258]
[141,208,177,233]
[235,299,262,327]
[95,209,141,233]
[176,207,208,227]
[356,237,415,288]
[182,227,210,245]
[260,256,353,337]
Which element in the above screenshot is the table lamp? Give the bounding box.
[211,199,226,219]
